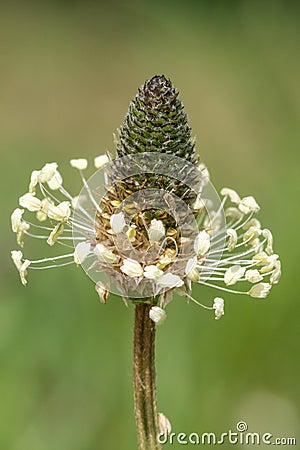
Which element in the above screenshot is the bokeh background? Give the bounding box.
[1,1,299,449]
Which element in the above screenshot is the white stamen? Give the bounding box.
[239,196,260,214]
[47,201,71,222]
[270,261,281,284]
[148,219,165,243]
[262,229,273,255]
[149,306,167,325]
[185,257,199,282]
[156,273,184,290]
[47,171,63,190]
[38,163,58,183]
[29,170,41,193]
[245,269,263,283]
[226,228,238,252]
[221,187,241,204]
[74,242,91,264]
[213,297,224,320]
[19,193,41,212]
[47,223,64,246]
[126,224,137,242]
[11,250,23,270]
[144,265,164,281]
[94,154,109,169]
[224,265,245,286]
[110,212,126,234]
[70,158,88,170]
[11,208,24,232]
[120,258,143,277]
[248,282,271,298]
[194,230,210,257]
[94,244,118,265]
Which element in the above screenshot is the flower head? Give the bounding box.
[10,75,281,324]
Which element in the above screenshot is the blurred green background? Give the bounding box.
[1,1,299,449]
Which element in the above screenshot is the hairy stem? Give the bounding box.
[133,303,161,450]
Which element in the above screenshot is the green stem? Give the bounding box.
[133,303,161,450]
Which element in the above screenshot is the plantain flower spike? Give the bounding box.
[10,75,281,321]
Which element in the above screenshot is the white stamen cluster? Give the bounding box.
[10,156,110,285]
[195,188,281,302]
[10,157,281,323]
